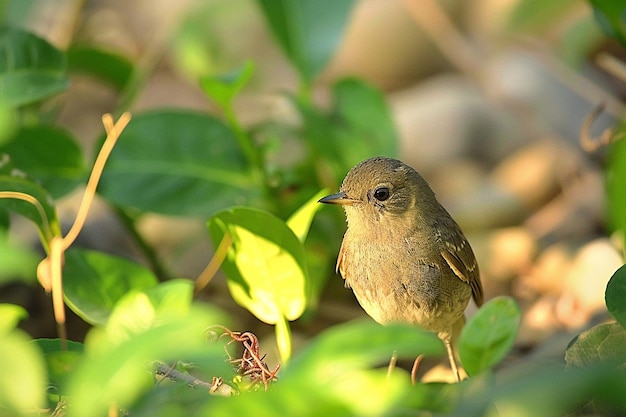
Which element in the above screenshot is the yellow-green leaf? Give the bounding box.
[208,207,308,324]
[286,189,327,242]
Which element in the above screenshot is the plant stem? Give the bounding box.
[223,104,261,174]
[275,315,292,364]
[113,206,172,281]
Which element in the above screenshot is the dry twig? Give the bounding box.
[210,325,280,390]
[580,103,625,152]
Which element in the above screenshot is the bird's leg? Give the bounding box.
[443,336,461,382]
[386,350,398,378]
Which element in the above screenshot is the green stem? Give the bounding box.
[275,315,292,364]
[113,206,172,281]
[222,103,280,213]
[223,104,260,173]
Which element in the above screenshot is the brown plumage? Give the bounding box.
[320,156,483,381]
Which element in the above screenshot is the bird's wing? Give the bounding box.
[336,238,350,288]
[440,228,484,307]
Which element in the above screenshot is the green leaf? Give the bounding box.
[0,101,17,146]
[332,78,399,159]
[0,125,85,198]
[0,303,27,335]
[255,0,355,82]
[284,320,444,382]
[505,0,578,33]
[459,296,521,376]
[297,78,398,184]
[286,188,326,242]
[0,231,38,284]
[105,279,194,343]
[0,26,69,106]
[558,16,604,67]
[565,322,626,369]
[207,206,308,324]
[590,0,626,46]
[0,329,46,413]
[608,121,626,247]
[66,304,231,417]
[97,109,259,217]
[63,248,159,326]
[0,208,7,230]
[68,45,134,90]
[200,61,255,109]
[205,321,445,417]
[33,338,83,396]
[1,2,37,27]
[606,264,626,329]
[455,364,626,417]
[0,175,61,241]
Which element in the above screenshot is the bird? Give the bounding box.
[319,156,483,381]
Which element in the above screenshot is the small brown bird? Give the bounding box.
[319,156,483,381]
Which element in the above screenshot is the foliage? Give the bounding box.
[0,0,625,416]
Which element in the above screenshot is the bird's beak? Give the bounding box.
[318,191,359,206]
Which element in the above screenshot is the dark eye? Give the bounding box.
[373,187,390,201]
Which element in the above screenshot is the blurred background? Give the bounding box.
[2,0,625,379]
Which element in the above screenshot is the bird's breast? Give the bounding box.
[339,228,471,332]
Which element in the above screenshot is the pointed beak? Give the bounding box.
[318,191,359,206]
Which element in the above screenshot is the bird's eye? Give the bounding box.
[373,187,390,201]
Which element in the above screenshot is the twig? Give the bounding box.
[34,113,131,348]
[402,0,483,76]
[410,354,424,385]
[153,361,225,392]
[596,52,626,84]
[194,233,232,295]
[386,351,398,378]
[209,325,280,390]
[580,103,626,152]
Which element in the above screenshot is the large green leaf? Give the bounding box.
[97,109,259,217]
[0,329,47,413]
[607,121,626,248]
[0,1,37,26]
[0,230,38,284]
[0,125,85,198]
[297,78,398,185]
[0,101,16,146]
[68,45,134,90]
[33,338,84,396]
[205,321,445,417]
[286,188,326,242]
[331,78,398,162]
[105,280,194,343]
[459,296,521,376]
[0,26,69,106]
[606,264,626,330]
[207,206,308,324]
[0,304,47,413]
[0,303,27,336]
[63,248,159,326]
[255,0,355,82]
[66,304,231,417]
[565,322,626,369]
[284,320,444,381]
[505,0,577,32]
[453,364,626,417]
[590,0,626,46]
